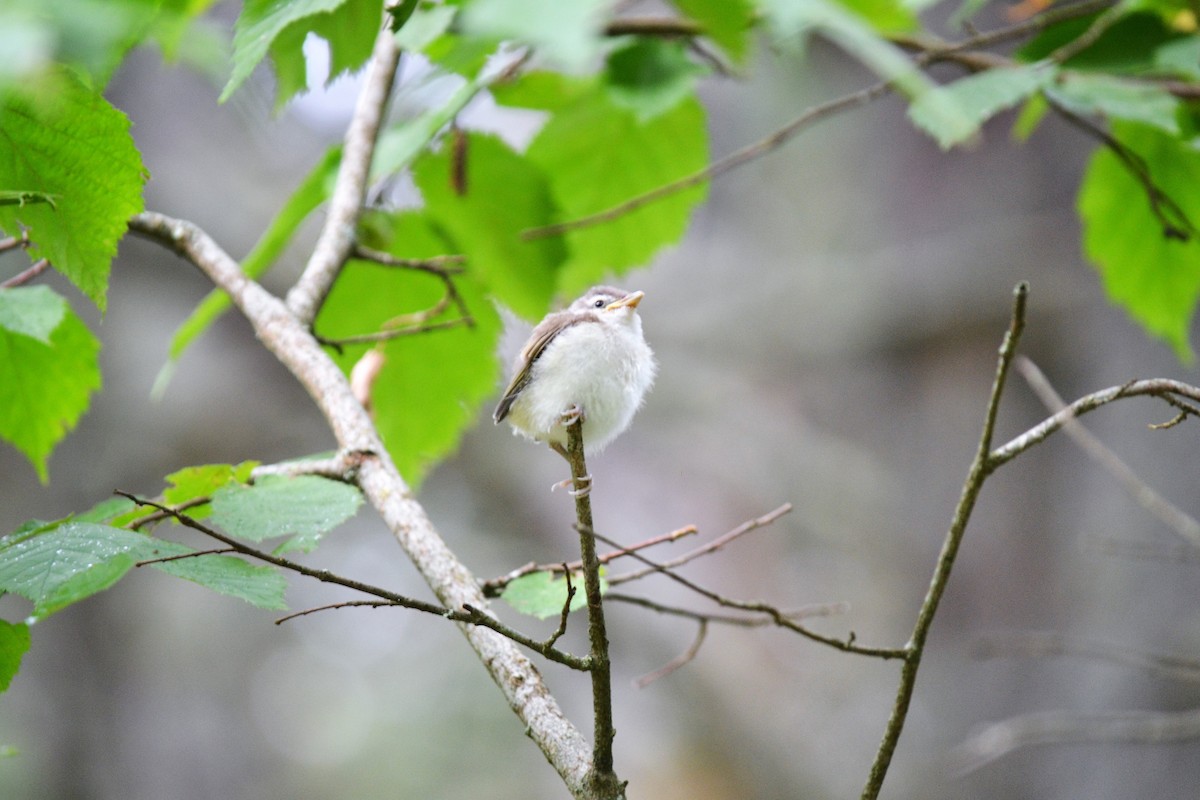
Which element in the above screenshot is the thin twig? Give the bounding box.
[634,620,707,688]
[974,630,1200,684]
[1048,98,1193,240]
[116,491,588,669]
[522,0,1116,242]
[861,282,1028,800]
[989,378,1200,467]
[275,599,403,624]
[1,258,50,289]
[542,565,575,651]
[0,230,30,253]
[1017,356,1200,548]
[135,547,236,566]
[314,317,473,349]
[608,504,792,586]
[607,592,850,627]
[482,524,699,597]
[522,81,893,240]
[286,26,402,323]
[352,244,465,274]
[129,496,213,531]
[585,526,901,659]
[564,420,622,793]
[950,706,1200,774]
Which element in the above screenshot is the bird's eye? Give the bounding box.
[593,299,605,308]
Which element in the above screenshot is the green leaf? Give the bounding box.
[0,285,66,343]
[414,133,565,319]
[163,461,259,516]
[319,213,504,486]
[1048,73,1182,135]
[759,0,961,133]
[393,2,457,52]
[1011,91,1049,142]
[0,620,31,693]
[267,0,381,109]
[0,0,163,87]
[211,475,363,552]
[908,63,1055,150]
[0,522,157,618]
[523,86,709,296]
[1155,36,1200,80]
[501,570,604,619]
[150,552,287,609]
[1016,12,1179,74]
[0,68,147,310]
[0,295,101,482]
[604,38,706,122]
[222,0,365,103]
[836,0,918,34]
[670,0,755,64]
[459,0,612,72]
[1078,121,1200,360]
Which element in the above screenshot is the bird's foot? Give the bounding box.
[559,404,585,427]
[551,474,593,498]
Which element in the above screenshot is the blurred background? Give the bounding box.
[3,5,1200,799]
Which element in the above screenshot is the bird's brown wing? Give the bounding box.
[493,313,587,424]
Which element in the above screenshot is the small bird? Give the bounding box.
[494,286,657,462]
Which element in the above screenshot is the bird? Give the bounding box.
[493,286,657,470]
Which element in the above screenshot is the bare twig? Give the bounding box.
[974,631,1200,684]
[1017,356,1200,548]
[523,0,1116,242]
[586,526,901,659]
[542,565,576,651]
[1,258,50,288]
[1048,98,1193,240]
[608,504,792,586]
[275,599,404,624]
[607,593,850,627]
[118,490,589,669]
[314,317,474,349]
[352,244,465,274]
[989,378,1200,467]
[251,449,374,482]
[135,547,236,566]
[522,81,893,240]
[861,282,1028,800]
[564,420,623,796]
[482,524,699,597]
[604,17,704,38]
[951,707,1200,774]
[286,26,402,323]
[635,621,707,688]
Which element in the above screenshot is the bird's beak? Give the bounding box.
[606,290,645,311]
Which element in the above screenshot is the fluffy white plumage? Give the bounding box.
[494,286,656,454]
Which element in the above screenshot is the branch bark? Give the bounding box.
[129,210,600,797]
[286,25,401,324]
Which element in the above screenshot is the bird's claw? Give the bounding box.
[559,404,585,427]
[551,475,593,498]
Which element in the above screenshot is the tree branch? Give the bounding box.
[564,419,623,798]
[286,26,402,323]
[1017,357,1200,548]
[861,282,1028,800]
[128,210,599,798]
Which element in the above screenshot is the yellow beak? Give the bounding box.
[606,290,644,311]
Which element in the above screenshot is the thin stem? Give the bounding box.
[117,491,588,669]
[609,503,792,586]
[860,282,1028,800]
[1,258,50,288]
[565,420,622,794]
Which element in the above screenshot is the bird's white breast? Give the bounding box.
[507,316,656,453]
